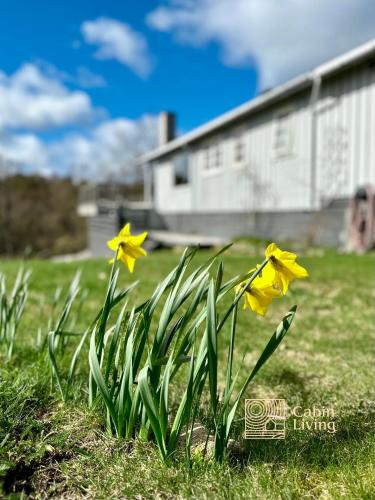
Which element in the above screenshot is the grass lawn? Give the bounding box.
[0,247,374,498]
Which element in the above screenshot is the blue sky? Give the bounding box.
[0,0,257,133]
[0,0,374,178]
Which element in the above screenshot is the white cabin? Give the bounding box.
[85,40,375,254]
[133,40,375,245]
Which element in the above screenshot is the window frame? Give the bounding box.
[202,137,224,175]
[273,105,295,159]
[232,127,247,167]
[173,150,190,186]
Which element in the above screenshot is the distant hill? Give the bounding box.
[0,175,86,256]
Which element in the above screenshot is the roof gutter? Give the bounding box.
[136,38,375,166]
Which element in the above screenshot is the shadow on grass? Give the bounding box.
[270,367,313,403]
[1,451,75,496]
[231,400,375,468]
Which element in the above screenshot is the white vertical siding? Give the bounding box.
[154,159,192,212]
[269,97,312,210]
[316,63,375,202]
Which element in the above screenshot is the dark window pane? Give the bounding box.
[174,151,189,185]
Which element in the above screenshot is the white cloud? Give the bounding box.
[2,134,46,165]
[35,60,107,88]
[0,132,51,176]
[0,63,95,130]
[0,115,158,180]
[147,0,375,88]
[50,115,158,180]
[81,17,153,77]
[0,59,156,179]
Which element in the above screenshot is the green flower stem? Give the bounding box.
[217,257,270,333]
[97,245,119,355]
[225,303,237,395]
[89,246,120,405]
[110,246,120,280]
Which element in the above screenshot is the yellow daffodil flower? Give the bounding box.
[265,243,308,294]
[107,223,148,273]
[235,266,281,316]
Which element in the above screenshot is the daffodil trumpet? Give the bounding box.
[265,243,308,294]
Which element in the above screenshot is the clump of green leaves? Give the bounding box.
[0,268,30,360]
[85,246,296,463]
[47,271,92,401]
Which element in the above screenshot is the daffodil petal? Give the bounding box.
[129,232,148,246]
[260,264,275,278]
[119,252,136,273]
[280,250,297,261]
[247,292,267,316]
[125,243,147,259]
[259,283,282,297]
[289,261,309,278]
[265,242,278,258]
[279,272,290,294]
[107,236,122,251]
[119,223,131,237]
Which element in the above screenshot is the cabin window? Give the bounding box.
[173,151,189,185]
[203,145,210,170]
[233,131,245,163]
[203,140,222,171]
[274,108,294,157]
[213,142,222,168]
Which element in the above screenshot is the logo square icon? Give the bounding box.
[245,399,286,439]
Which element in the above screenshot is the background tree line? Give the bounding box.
[0,175,86,256]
